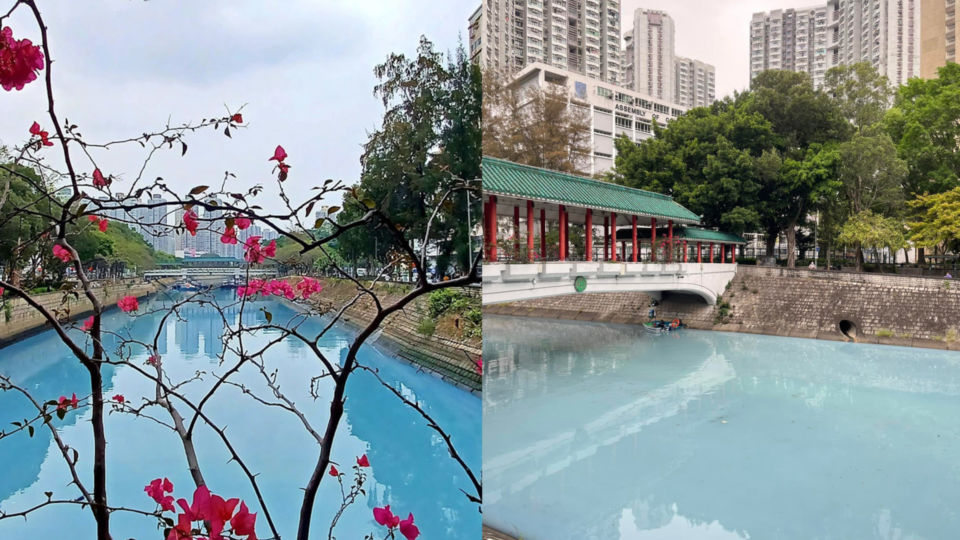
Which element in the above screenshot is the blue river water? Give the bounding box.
[483,315,960,540]
[0,290,480,539]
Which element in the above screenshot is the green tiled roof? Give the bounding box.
[678,227,746,244]
[616,226,746,244]
[482,157,701,224]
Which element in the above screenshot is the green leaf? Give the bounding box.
[264,310,273,323]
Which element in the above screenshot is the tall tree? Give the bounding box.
[482,68,591,173]
[885,62,960,198]
[823,62,893,134]
[612,98,775,236]
[746,70,847,266]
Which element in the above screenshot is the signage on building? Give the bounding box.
[575,81,587,99]
[615,103,648,117]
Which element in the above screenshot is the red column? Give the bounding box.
[482,198,489,260]
[721,244,726,263]
[540,208,546,260]
[611,212,617,261]
[709,242,714,263]
[631,216,638,262]
[667,220,674,263]
[683,240,688,263]
[558,205,566,261]
[650,217,657,262]
[488,195,497,261]
[564,207,570,260]
[513,205,520,257]
[732,244,737,264]
[603,216,610,261]
[585,209,593,261]
[526,200,535,262]
[697,242,702,263]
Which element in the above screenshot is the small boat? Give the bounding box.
[644,319,687,335]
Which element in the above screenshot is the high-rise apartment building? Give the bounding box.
[623,9,675,100]
[750,0,919,88]
[473,0,622,84]
[749,6,830,87]
[920,0,959,78]
[674,56,716,108]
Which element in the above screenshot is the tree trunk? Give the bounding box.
[856,245,864,272]
[765,229,777,258]
[786,221,798,268]
[918,247,925,265]
[826,243,832,269]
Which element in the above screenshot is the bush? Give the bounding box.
[416,318,436,337]
[876,329,894,338]
[427,288,463,318]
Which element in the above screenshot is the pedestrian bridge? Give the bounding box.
[482,262,737,305]
[142,267,278,280]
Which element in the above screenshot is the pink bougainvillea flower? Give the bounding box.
[277,162,290,174]
[0,286,5,296]
[234,216,251,230]
[206,493,240,539]
[117,295,139,312]
[82,316,95,332]
[268,145,287,162]
[475,357,483,375]
[243,236,265,264]
[356,454,370,467]
[328,465,339,477]
[145,477,176,513]
[92,168,108,188]
[97,217,109,233]
[220,226,237,245]
[230,113,243,123]
[146,354,160,366]
[112,394,124,404]
[263,239,276,258]
[52,244,72,263]
[183,209,199,236]
[71,393,78,408]
[56,396,68,412]
[167,513,194,540]
[399,513,420,540]
[88,215,99,222]
[29,121,53,146]
[230,501,258,540]
[373,505,400,528]
[0,26,44,91]
[176,484,211,523]
[295,276,322,300]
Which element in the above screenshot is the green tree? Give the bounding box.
[354,38,480,278]
[885,62,960,198]
[0,162,58,285]
[907,187,960,254]
[837,210,907,271]
[824,62,893,133]
[612,98,775,236]
[746,70,847,267]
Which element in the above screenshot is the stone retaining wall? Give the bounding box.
[304,280,482,392]
[485,266,960,350]
[0,279,172,346]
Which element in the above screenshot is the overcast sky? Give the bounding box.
[0,1,473,213]
[621,0,820,98]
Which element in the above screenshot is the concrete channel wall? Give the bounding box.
[485,265,960,350]
[0,279,172,346]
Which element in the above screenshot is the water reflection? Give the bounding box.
[0,291,480,539]
[484,315,960,540]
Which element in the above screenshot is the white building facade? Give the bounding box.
[623,9,675,100]
[512,62,685,175]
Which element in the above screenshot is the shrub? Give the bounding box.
[946,327,959,343]
[427,288,464,318]
[416,318,436,337]
[876,329,894,338]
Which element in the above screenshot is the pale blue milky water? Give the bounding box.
[0,291,480,539]
[483,315,960,540]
